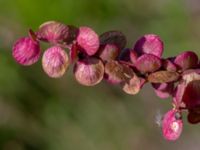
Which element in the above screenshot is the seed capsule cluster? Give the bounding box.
[12,20,200,141]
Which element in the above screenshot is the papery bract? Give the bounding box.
[100,31,127,50]
[122,75,145,95]
[134,34,164,57]
[174,51,198,71]
[135,54,161,73]
[12,37,40,66]
[148,71,180,83]
[74,57,104,86]
[42,46,69,78]
[162,110,183,141]
[98,44,119,62]
[77,26,99,56]
[37,21,73,44]
[105,60,134,84]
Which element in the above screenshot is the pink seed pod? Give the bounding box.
[100,31,127,50]
[12,37,40,66]
[135,54,162,73]
[38,21,73,44]
[162,110,183,141]
[122,75,145,95]
[174,51,198,71]
[134,34,164,57]
[77,26,100,56]
[105,60,134,84]
[148,71,180,83]
[98,44,119,62]
[74,57,104,86]
[42,46,69,78]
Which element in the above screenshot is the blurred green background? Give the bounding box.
[0,0,200,149]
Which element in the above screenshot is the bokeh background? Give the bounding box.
[0,0,200,149]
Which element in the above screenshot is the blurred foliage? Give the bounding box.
[0,0,200,150]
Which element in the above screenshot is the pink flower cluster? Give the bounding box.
[12,21,200,141]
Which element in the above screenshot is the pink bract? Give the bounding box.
[134,34,164,57]
[174,51,198,71]
[42,46,69,78]
[12,37,40,66]
[123,75,145,95]
[77,26,100,56]
[74,57,104,86]
[135,54,161,73]
[98,44,119,62]
[162,110,183,141]
[37,21,71,43]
